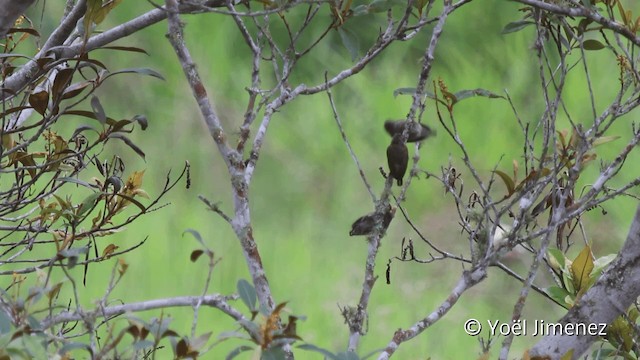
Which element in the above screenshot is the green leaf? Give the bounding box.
[582,39,605,50]
[62,81,91,100]
[501,20,534,34]
[77,192,101,216]
[546,286,571,307]
[51,68,75,103]
[262,348,286,360]
[571,246,594,292]
[63,110,116,124]
[237,279,257,311]
[547,248,566,271]
[336,351,361,360]
[393,87,416,97]
[338,28,359,62]
[454,88,505,101]
[592,254,615,272]
[593,135,620,146]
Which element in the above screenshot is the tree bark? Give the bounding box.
[0,0,36,38]
[529,205,640,359]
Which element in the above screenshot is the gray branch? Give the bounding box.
[39,294,254,336]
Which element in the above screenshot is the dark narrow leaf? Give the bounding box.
[7,28,40,36]
[77,192,102,216]
[114,192,147,212]
[0,106,31,119]
[338,28,359,62]
[501,20,534,34]
[237,279,257,311]
[0,53,32,60]
[176,338,188,357]
[108,133,146,160]
[28,91,49,115]
[98,46,149,55]
[104,67,165,81]
[94,159,105,176]
[161,329,179,339]
[91,96,106,124]
[105,176,123,193]
[262,348,286,360]
[582,39,605,50]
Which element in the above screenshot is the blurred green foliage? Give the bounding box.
[19,0,640,358]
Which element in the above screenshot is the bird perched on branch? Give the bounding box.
[349,205,396,236]
[384,120,434,143]
[387,134,409,186]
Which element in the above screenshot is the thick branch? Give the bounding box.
[0,0,36,38]
[529,205,640,359]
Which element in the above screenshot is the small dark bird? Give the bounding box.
[349,205,396,236]
[387,134,409,186]
[384,120,434,143]
[349,214,376,236]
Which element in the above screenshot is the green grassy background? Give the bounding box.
[13,0,640,358]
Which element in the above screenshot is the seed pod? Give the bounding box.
[387,134,409,186]
[384,120,434,143]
